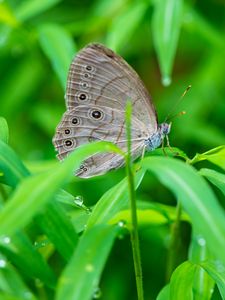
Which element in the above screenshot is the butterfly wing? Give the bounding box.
[66,43,158,134]
[53,105,147,177]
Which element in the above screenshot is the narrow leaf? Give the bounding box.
[38,23,76,89]
[200,260,225,299]
[15,0,61,21]
[0,140,29,187]
[0,232,56,288]
[86,169,145,228]
[0,141,123,237]
[190,146,225,171]
[107,2,148,51]
[189,233,215,300]
[35,200,79,261]
[0,117,9,144]
[152,0,183,85]
[144,156,225,264]
[199,168,225,197]
[56,224,120,300]
[156,284,170,300]
[0,254,37,300]
[170,261,196,299]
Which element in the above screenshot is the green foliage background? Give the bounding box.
[0,0,225,300]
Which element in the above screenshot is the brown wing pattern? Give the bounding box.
[53,43,158,177]
[66,43,158,133]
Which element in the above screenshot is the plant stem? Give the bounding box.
[166,201,182,281]
[125,101,144,300]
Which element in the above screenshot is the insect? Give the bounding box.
[53,43,170,178]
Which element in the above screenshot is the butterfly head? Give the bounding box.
[159,122,171,136]
[144,122,171,151]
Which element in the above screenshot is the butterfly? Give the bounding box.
[53,43,170,178]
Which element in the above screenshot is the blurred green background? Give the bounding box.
[0,0,225,299]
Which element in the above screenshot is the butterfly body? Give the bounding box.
[53,43,170,178]
[144,122,171,151]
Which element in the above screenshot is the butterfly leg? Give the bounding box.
[135,145,146,172]
[165,135,179,156]
[161,137,168,156]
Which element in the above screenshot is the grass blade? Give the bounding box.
[0,117,9,144]
[0,140,29,187]
[170,261,196,299]
[152,0,183,85]
[38,23,76,89]
[0,141,123,237]
[15,0,62,22]
[199,168,225,197]
[56,224,120,300]
[143,156,225,264]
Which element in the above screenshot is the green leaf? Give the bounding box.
[156,284,170,300]
[190,146,225,170]
[189,233,215,300]
[200,260,225,299]
[106,2,148,51]
[35,200,79,261]
[0,117,9,144]
[0,141,123,237]
[0,232,56,288]
[152,0,183,86]
[109,204,189,229]
[86,169,145,228]
[38,23,76,89]
[0,140,29,187]
[56,224,120,300]
[170,261,196,299]
[199,168,225,197]
[143,156,225,264]
[0,254,37,300]
[0,57,43,116]
[15,0,62,22]
[0,3,18,26]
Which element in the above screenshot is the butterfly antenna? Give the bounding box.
[164,85,191,123]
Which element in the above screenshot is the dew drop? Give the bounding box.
[74,196,84,207]
[93,287,102,299]
[0,236,11,245]
[85,264,94,272]
[117,220,126,228]
[0,259,6,268]
[118,234,125,240]
[162,75,171,87]
[35,278,44,288]
[74,196,92,214]
[84,207,92,215]
[197,237,206,247]
[214,260,225,273]
[34,239,49,249]
[23,291,33,300]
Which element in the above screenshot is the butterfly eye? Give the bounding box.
[83,73,91,79]
[85,65,92,71]
[80,82,89,89]
[91,110,102,119]
[64,129,71,135]
[64,139,73,148]
[89,108,104,121]
[71,117,80,125]
[79,164,88,173]
[76,91,90,103]
[79,93,87,100]
[84,65,96,74]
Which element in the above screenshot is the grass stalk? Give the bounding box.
[125,101,144,300]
